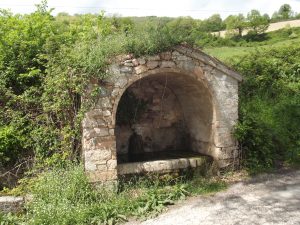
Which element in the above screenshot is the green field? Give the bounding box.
[204,28,300,61]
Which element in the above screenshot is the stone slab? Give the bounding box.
[0,196,24,214]
[117,156,209,175]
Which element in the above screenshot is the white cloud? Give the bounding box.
[1,0,300,19]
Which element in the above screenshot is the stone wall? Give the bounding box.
[82,45,242,184]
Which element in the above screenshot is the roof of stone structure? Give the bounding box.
[173,45,243,82]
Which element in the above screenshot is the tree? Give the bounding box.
[271,11,279,21]
[278,4,293,20]
[272,4,293,21]
[206,14,224,32]
[247,10,269,34]
[263,13,270,22]
[224,14,246,36]
[198,14,224,32]
[167,16,196,40]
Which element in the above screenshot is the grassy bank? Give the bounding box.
[0,164,226,224]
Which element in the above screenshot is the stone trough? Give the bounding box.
[118,155,211,175]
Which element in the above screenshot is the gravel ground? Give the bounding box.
[126,170,300,225]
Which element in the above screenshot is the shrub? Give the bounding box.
[0,4,184,177]
[0,126,27,167]
[233,46,300,171]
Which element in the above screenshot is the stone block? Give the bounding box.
[114,76,128,88]
[94,128,109,137]
[147,61,159,69]
[147,55,160,61]
[111,88,120,98]
[95,97,112,109]
[102,110,111,116]
[161,61,175,68]
[135,65,148,74]
[96,164,108,171]
[85,109,103,118]
[176,60,195,72]
[120,66,133,73]
[83,138,115,151]
[107,159,117,170]
[160,52,172,60]
[137,57,146,65]
[124,62,133,67]
[118,157,210,175]
[176,55,190,61]
[109,128,114,135]
[194,66,204,76]
[0,196,24,214]
[132,58,139,66]
[172,51,181,59]
[83,128,97,140]
[85,149,112,162]
[107,64,121,76]
[85,161,97,171]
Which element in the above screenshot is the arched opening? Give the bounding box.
[115,71,214,167]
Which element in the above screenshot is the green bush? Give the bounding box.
[0,126,27,167]
[233,46,300,171]
[0,4,184,173]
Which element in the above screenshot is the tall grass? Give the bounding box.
[0,164,226,224]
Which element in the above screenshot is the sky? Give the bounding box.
[1,0,300,19]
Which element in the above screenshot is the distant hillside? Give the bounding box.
[213,19,300,38]
[206,26,300,61]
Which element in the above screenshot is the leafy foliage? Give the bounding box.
[224,14,246,37]
[0,2,233,183]
[0,164,224,224]
[272,4,294,22]
[247,10,270,35]
[233,46,300,170]
[0,126,28,167]
[0,3,184,182]
[0,0,299,189]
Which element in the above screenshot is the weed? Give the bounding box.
[0,164,226,224]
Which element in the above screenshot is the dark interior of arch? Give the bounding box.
[115,72,213,163]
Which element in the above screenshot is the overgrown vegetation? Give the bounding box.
[231,46,300,172]
[0,1,300,223]
[0,164,226,224]
[0,3,185,188]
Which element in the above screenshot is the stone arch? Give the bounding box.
[82,46,242,184]
[114,68,216,165]
[112,67,216,128]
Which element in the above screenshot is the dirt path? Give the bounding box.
[127,170,300,225]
